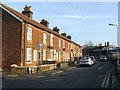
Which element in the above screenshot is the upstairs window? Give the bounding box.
[59,39,61,47]
[27,27,32,40]
[50,34,53,46]
[63,40,65,48]
[43,33,47,44]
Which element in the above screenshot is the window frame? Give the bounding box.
[43,33,47,44]
[34,50,37,61]
[26,48,32,64]
[27,27,32,40]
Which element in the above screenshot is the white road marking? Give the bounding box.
[101,71,109,88]
[101,69,113,88]
[68,67,76,70]
[98,67,102,70]
[105,71,111,88]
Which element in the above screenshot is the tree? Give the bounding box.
[85,41,94,47]
[83,41,94,56]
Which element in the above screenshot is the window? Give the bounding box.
[27,27,32,40]
[59,51,61,60]
[26,48,32,63]
[63,40,65,48]
[50,34,53,46]
[71,43,73,49]
[43,33,47,44]
[50,49,53,59]
[68,43,69,49]
[59,39,61,47]
[43,49,46,60]
[34,50,37,61]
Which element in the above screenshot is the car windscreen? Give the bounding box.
[81,57,89,60]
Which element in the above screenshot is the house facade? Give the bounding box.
[1,3,82,71]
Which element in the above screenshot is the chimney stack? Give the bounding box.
[61,33,67,37]
[40,19,49,27]
[22,5,33,19]
[67,35,71,40]
[53,27,60,33]
[105,42,106,46]
[107,42,109,47]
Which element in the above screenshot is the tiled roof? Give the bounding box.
[1,3,81,47]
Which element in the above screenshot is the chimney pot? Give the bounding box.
[22,5,33,19]
[40,19,49,27]
[61,33,67,37]
[53,26,60,33]
[67,35,71,40]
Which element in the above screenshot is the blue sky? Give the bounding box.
[3,2,118,46]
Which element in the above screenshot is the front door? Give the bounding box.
[38,50,42,65]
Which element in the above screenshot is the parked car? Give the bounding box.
[90,56,96,64]
[77,57,94,67]
[100,55,107,61]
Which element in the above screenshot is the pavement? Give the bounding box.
[111,68,120,89]
[1,66,76,80]
[1,66,120,89]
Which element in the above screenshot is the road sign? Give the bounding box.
[39,43,42,48]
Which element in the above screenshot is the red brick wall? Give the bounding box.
[2,9,22,70]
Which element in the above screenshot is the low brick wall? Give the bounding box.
[60,63,68,68]
[39,64,56,72]
[11,64,56,74]
[11,66,38,74]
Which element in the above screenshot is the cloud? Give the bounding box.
[52,15,117,19]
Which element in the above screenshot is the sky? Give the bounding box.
[2,1,118,46]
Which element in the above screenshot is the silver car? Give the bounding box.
[100,55,107,61]
[78,57,94,66]
[90,56,96,64]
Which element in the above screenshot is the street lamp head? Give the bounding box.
[109,24,113,26]
[109,23,117,27]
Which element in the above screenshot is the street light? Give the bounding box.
[109,23,118,27]
[109,23,119,70]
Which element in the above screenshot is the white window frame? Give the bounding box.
[71,43,73,49]
[43,33,47,44]
[26,48,32,64]
[63,40,65,48]
[50,34,53,46]
[50,49,53,59]
[59,38,61,47]
[68,43,69,49]
[43,49,46,61]
[34,50,37,61]
[59,51,61,60]
[27,27,32,40]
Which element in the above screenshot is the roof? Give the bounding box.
[1,3,81,47]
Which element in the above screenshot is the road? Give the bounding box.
[2,60,114,88]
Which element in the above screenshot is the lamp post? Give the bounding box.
[109,23,119,71]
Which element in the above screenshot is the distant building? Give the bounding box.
[1,3,82,71]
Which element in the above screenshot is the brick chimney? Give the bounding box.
[107,42,109,47]
[105,42,106,46]
[67,35,71,40]
[40,19,49,27]
[53,27,60,33]
[22,5,33,19]
[61,33,67,37]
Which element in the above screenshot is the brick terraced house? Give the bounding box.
[1,3,82,73]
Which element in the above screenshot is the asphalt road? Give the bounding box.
[2,60,114,88]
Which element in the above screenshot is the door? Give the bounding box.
[38,50,42,65]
